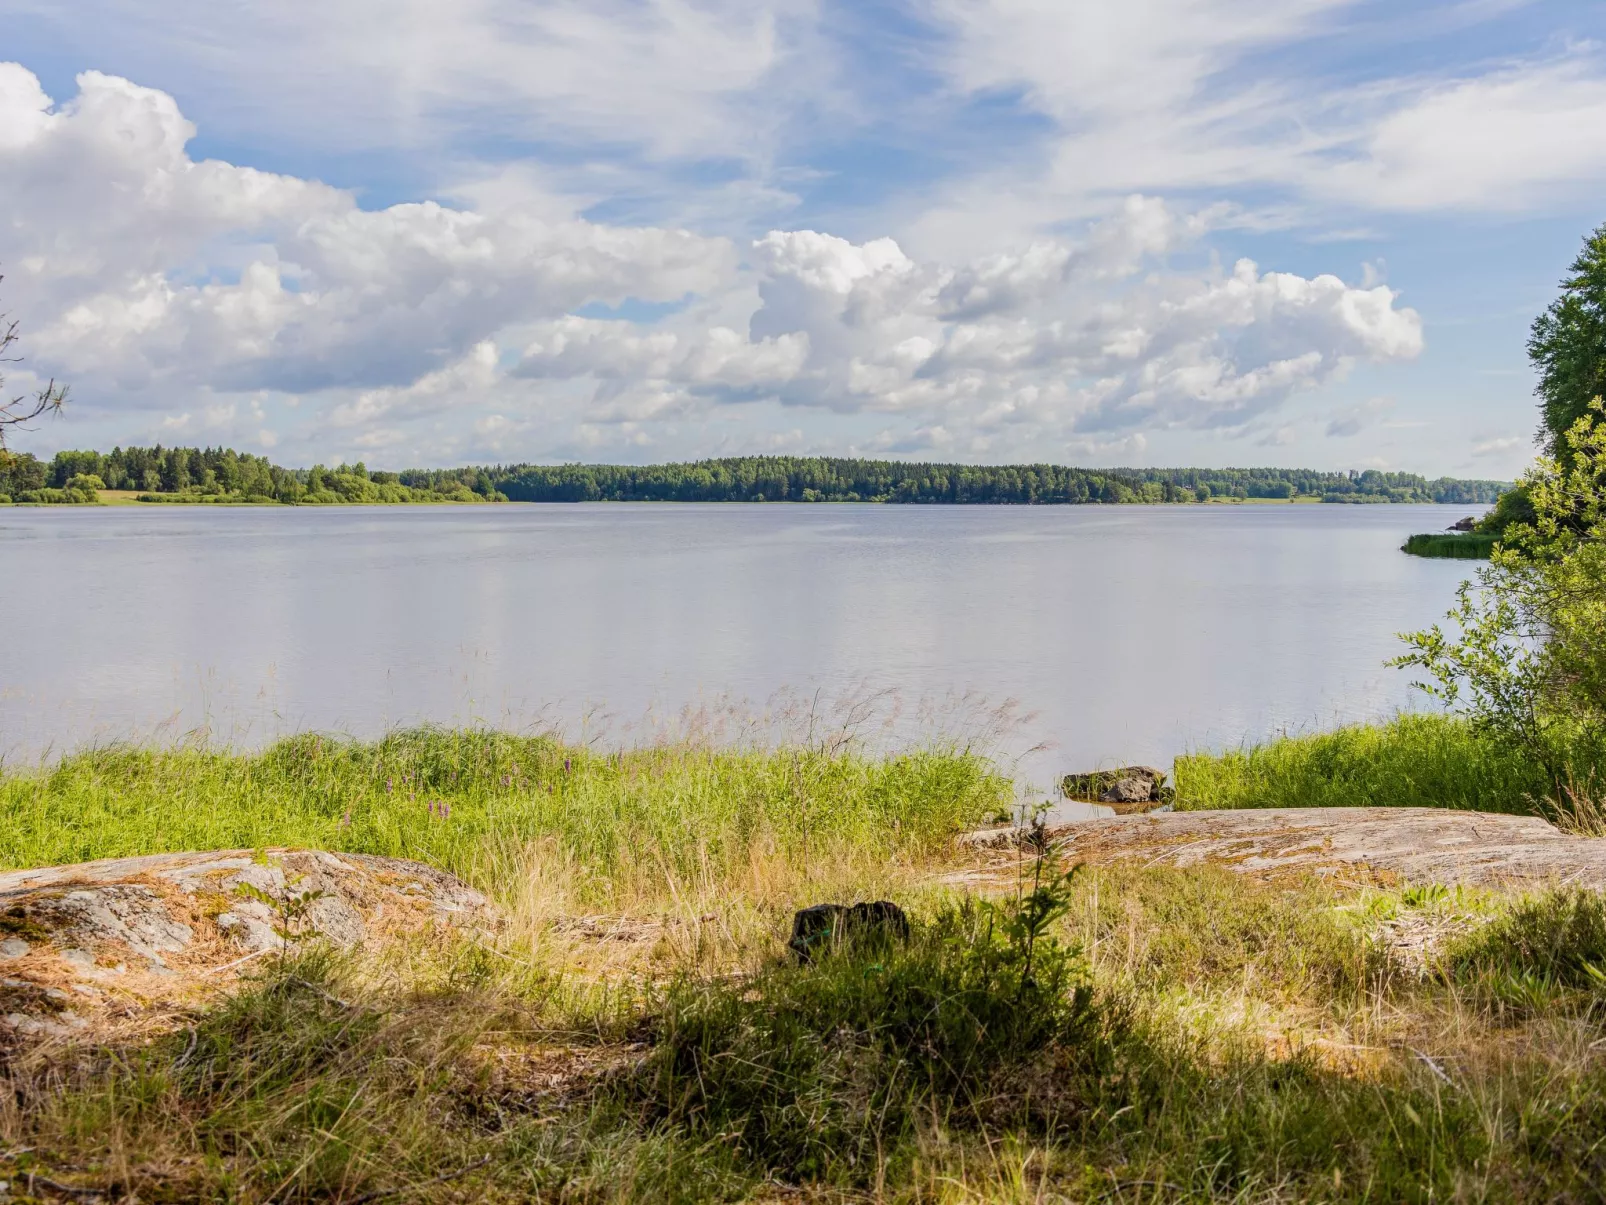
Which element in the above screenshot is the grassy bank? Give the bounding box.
[1173,713,1557,816]
[1401,531,1497,558]
[0,728,1008,910]
[6,727,1606,1201]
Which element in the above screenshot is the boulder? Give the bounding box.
[1448,516,1479,532]
[949,808,1606,894]
[0,848,496,1050]
[789,900,910,964]
[1060,766,1175,812]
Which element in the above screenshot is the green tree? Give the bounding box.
[1530,222,1606,458]
[1396,398,1606,799]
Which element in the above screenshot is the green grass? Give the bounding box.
[1174,712,1554,815]
[1401,531,1497,558]
[10,871,1606,1202]
[0,728,1009,907]
[10,728,1606,1200]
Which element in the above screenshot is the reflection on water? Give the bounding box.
[0,502,1478,797]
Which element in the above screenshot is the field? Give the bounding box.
[4,726,1606,1202]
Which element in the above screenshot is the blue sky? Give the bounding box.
[1,0,1603,477]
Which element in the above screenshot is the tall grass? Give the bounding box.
[0,727,1009,909]
[1174,712,1554,815]
[1400,531,1496,558]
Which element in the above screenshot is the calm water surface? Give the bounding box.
[0,503,1480,799]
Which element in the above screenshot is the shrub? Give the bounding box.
[625,864,1106,1185]
[1447,889,1606,995]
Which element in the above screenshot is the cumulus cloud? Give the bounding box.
[511,207,1422,453]
[0,65,1425,464]
[0,64,734,401]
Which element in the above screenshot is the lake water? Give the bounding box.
[0,503,1480,805]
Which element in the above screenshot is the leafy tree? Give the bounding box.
[1396,398,1606,798]
[1530,222,1606,458]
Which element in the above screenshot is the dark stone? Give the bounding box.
[1448,516,1479,532]
[1100,777,1153,803]
[1061,765,1175,807]
[789,900,910,964]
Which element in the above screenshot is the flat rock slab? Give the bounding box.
[1044,808,1606,888]
[0,849,495,1048]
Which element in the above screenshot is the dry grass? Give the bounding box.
[6,735,1606,1201]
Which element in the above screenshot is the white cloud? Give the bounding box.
[0,65,735,403]
[1320,60,1606,210]
[0,65,1427,465]
[896,4,1606,251]
[7,0,811,164]
[1471,434,1529,458]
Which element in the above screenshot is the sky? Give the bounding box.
[1,1,1603,478]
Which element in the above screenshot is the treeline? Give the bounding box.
[0,446,504,505]
[1,447,1507,506]
[489,458,1508,505]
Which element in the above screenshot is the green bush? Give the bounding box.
[1447,889,1606,993]
[626,870,1103,1185]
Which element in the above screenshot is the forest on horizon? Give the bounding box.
[0,444,1510,506]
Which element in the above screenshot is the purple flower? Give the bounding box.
[564,758,571,774]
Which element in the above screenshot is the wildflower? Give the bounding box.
[564,757,571,774]
[339,811,352,829]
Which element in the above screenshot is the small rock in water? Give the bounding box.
[789,900,910,964]
[1061,766,1175,811]
[1101,777,1154,804]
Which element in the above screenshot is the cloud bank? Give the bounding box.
[0,64,1433,465]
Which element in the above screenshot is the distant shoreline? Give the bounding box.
[1,445,1511,508]
[3,491,1491,509]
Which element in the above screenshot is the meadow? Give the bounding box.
[3,723,1606,1202]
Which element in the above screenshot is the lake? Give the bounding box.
[0,502,1480,803]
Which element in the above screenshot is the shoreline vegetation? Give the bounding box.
[6,720,1606,1201]
[1400,531,1499,558]
[0,443,1508,507]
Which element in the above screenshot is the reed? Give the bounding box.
[1401,531,1497,558]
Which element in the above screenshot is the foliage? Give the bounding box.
[1477,481,1536,535]
[1174,712,1556,815]
[2,444,1511,507]
[492,455,1508,505]
[1395,399,1606,790]
[1530,221,1606,457]
[1447,888,1606,993]
[626,864,1102,1185]
[9,445,507,504]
